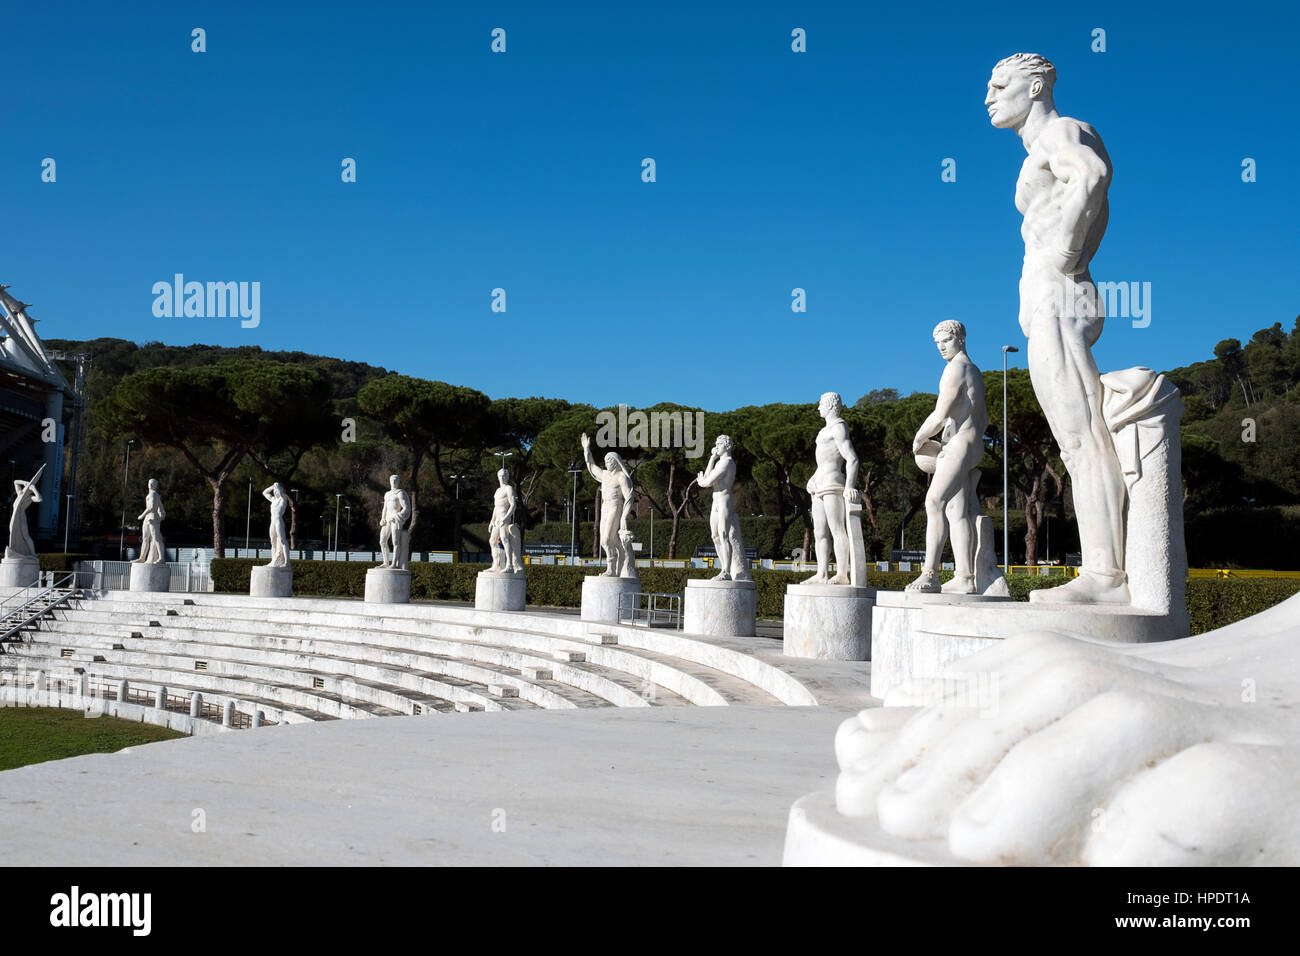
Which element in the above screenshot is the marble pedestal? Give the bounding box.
[475,570,526,611]
[129,562,171,592]
[870,589,1186,700]
[783,792,961,867]
[250,565,293,598]
[783,583,876,660]
[684,578,756,637]
[0,556,40,588]
[365,567,411,604]
[580,574,640,623]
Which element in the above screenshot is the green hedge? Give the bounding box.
[210,559,1299,634]
[39,553,98,573]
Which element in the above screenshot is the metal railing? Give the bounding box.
[617,591,683,629]
[71,560,212,593]
[0,573,83,645]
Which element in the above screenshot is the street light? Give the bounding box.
[567,461,582,560]
[1002,345,1020,571]
[494,450,513,471]
[345,504,352,552]
[119,439,134,559]
[244,478,253,555]
[333,493,342,554]
[63,493,74,553]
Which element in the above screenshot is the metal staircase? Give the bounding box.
[0,574,83,649]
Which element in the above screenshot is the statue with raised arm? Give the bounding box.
[986,53,1129,604]
[487,468,524,574]
[134,478,166,564]
[5,464,44,560]
[696,434,751,582]
[262,482,290,568]
[804,392,865,586]
[377,474,411,570]
[581,432,637,578]
[906,322,1006,595]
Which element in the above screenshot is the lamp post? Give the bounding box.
[119,439,134,559]
[494,450,513,471]
[63,493,74,553]
[244,478,252,555]
[345,504,352,552]
[567,461,581,560]
[1002,345,1020,572]
[333,493,342,555]
[449,474,466,558]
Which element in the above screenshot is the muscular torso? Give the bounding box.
[492,486,515,521]
[810,423,848,491]
[941,357,988,444]
[381,491,407,524]
[1016,117,1111,275]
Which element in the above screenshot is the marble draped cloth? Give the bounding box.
[1100,367,1188,626]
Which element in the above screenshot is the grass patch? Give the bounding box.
[0,706,186,772]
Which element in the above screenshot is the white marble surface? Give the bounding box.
[797,591,1300,866]
[0,555,39,588]
[5,464,43,560]
[684,578,756,637]
[581,433,639,579]
[475,569,526,611]
[803,393,866,586]
[128,562,170,592]
[0,704,855,866]
[580,574,640,622]
[377,475,412,571]
[784,583,875,660]
[365,567,411,604]
[134,478,166,565]
[250,565,292,598]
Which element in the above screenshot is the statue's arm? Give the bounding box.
[503,487,517,524]
[916,366,962,448]
[696,453,723,488]
[833,423,860,499]
[618,476,635,531]
[262,486,276,502]
[1047,124,1109,274]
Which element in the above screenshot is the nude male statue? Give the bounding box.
[377,474,411,570]
[907,322,987,594]
[134,478,166,565]
[487,468,524,574]
[262,482,289,568]
[803,392,862,585]
[581,432,637,578]
[696,434,751,582]
[986,52,1128,603]
[5,464,44,559]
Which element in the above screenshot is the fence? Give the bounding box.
[72,560,212,593]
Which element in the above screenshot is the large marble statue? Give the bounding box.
[580,433,638,579]
[986,53,1126,603]
[133,478,166,564]
[906,322,1006,596]
[803,392,865,587]
[377,474,411,571]
[262,482,290,568]
[487,468,524,574]
[5,464,43,559]
[696,435,751,582]
[987,52,1186,612]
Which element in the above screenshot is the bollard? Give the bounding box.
[252,710,264,728]
[154,686,167,709]
[190,692,202,718]
[221,700,234,728]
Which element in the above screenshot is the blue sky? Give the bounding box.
[6,0,1297,410]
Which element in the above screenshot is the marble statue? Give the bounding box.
[5,464,43,559]
[803,392,866,587]
[696,434,751,582]
[377,474,411,570]
[906,322,1006,596]
[133,478,166,564]
[987,52,1186,611]
[824,593,1300,864]
[262,482,290,568]
[986,53,1128,603]
[487,468,524,574]
[581,433,638,579]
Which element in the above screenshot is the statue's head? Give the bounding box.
[818,391,843,419]
[605,452,629,477]
[714,434,733,455]
[389,474,400,490]
[932,320,966,360]
[986,53,1055,130]
[498,467,510,485]
[148,477,159,491]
